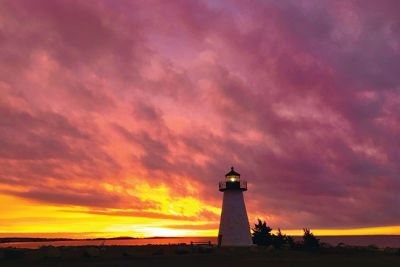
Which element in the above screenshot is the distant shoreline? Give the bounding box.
[0,236,216,244]
[0,237,143,244]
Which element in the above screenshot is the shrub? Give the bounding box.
[285,235,300,250]
[302,228,320,251]
[273,228,286,249]
[252,219,274,246]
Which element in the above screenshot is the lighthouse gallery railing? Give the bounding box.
[219,180,247,191]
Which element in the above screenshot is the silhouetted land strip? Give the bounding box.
[2,235,400,248]
[0,237,141,243]
[1,244,400,267]
[0,236,200,244]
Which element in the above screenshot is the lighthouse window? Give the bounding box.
[228,176,239,182]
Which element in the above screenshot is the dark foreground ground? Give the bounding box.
[1,245,400,267]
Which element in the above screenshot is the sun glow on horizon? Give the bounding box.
[0,183,220,239]
[275,226,400,236]
[1,185,400,239]
[2,226,400,239]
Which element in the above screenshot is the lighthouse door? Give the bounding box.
[217,234,222,247]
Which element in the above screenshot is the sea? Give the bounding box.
[1,236,400,249]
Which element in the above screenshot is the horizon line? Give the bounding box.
[1,225,400,239]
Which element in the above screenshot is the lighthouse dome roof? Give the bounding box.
[225,167,240,177]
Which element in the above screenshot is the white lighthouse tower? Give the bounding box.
[218,167,253,246]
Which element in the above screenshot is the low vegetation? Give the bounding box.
[1,244,399,267]
[252,219,320,251]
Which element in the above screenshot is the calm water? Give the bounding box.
[1,236,399,249]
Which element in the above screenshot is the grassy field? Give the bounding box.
[1,245,400,267]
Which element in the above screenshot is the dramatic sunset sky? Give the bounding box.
[1,0,400,238]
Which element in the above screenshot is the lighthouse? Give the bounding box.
[218,167,253,246]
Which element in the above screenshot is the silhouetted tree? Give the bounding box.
[273,228,286,249]
[252,219,274,246]
[285,235,298,250]
[302,228,320,251]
